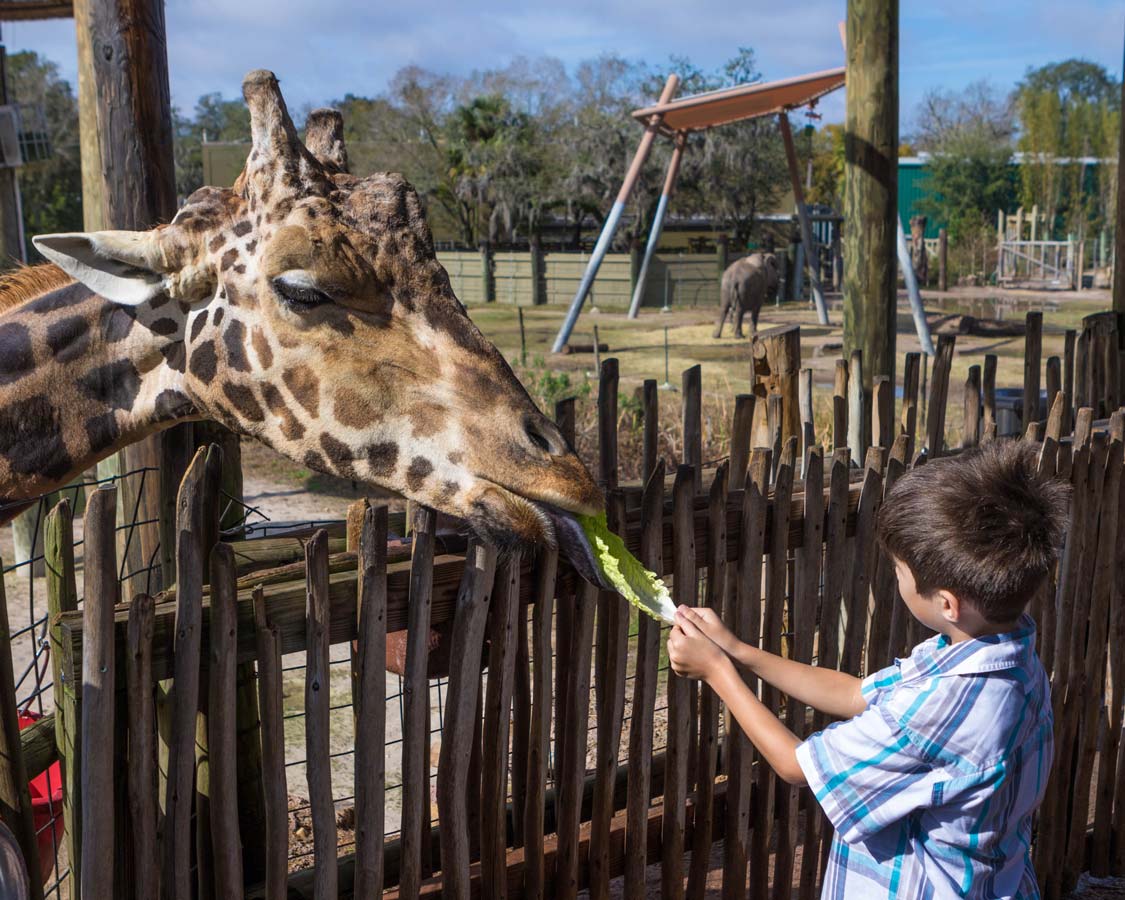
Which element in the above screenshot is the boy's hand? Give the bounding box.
[668,612,732,683]
[676,605,742,658]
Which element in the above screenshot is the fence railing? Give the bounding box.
[3,309,1125,900]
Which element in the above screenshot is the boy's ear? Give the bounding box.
[937,590,962,624]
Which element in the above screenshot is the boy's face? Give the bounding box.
[893,557,951,635]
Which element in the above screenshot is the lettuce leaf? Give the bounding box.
[577,511,676,623]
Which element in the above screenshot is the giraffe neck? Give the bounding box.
[0,280,198,513]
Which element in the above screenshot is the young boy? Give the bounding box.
[668,439,1068,899]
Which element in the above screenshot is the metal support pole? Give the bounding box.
[628,132,685,318]
[778,112,829,325]
[552,74,680,352]
[896,214,935,355]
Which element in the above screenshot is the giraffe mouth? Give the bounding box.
[537,502,612,591]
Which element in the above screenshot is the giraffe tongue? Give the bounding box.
[540,504,613,591]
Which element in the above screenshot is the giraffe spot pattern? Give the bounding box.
[99,304,136,343]
[320,433,356,478]
[0,395,72,480]
[209,234,226,253]
[222,382,265,422]
[366,441,398,477]
[260,383,305,440]
[233,220,253,237]
[189,341,218,381]
[28,281,89,315]
[333,387,381,429]
[189,310,209,342]
[220,248,239,271]
[406,456,433,492]
[153,389,195,420]
[283,366,320,416]
[214,307,225,326]
[251,328,273,369]
[78,360,142,411]
[83,412,120,455]
[0,322,34,385]
[150,318,179,337]
[160,343,186,373]
[223,320,251,372]
[46,316,90,364]
[302,449,327,473]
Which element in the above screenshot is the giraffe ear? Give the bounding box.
[32,231,173,306]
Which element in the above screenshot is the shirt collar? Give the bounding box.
[899,614,1037,681]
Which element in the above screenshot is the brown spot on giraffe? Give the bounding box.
[283,365,319,416]
[333,387,381,429]
[251,327,273,369]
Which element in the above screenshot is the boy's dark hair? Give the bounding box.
[877,440,1069,623]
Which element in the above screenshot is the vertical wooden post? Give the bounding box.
[847,350,867,463]
[682,364,703,494]
[81,486,118,900]
[126,594,157,900]
[982,354,998,441]
[938,227,948,291]
[530,235,546,306]
[925,335,956,456]
[642,379,659,484]
[843,0,899,394]
[1024,312,1043,427]
[962,365,982,449]
[252,587,287,900]
[730,394,755,491]
[901,352,920,444]
[480,240,495,303]
[833,359,848,451]
[752,325,802,451]
[1114,32,1125,314]
[354,506,388,899]
[45,500,79,898]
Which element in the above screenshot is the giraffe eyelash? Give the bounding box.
[271,277,332,309]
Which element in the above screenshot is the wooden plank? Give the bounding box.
[643,379,659,484]
[524,547,558,899]
[554,398,576,783]
[556,577,597,900]
[925,334,956,455]
[752,325,802,451]
[795,447,824,900]
[163,448,214,900]
[354,507,388,899]
[1046,356,1062,422]
[962,365,981,449]
[436,543,497,900]
[871,451,906,668]
[759,438,795,900]
[982,353,998,442]
[873,375,893,450]
[723,450,770,900]
[482,555,520,900]
[1063,330,1076,435]
[511,589,531,850]
[901,352,920,444]
[624,464,665,900]
[799,370,815,462]
[80,486,117,900]
[818,450,851,676]
[305,531,337,900]
[663,465,697,900]
[729,394,755,491]
[44,499,79,899]
[208,544,244,898]
[401,507,436,895]
[847,350,866,465]
[840,451,884,677]
[687,463,729,900]
[683,365,703,494]
[1024,311,1044,427]
[126,594,157,900]
[833,360,848,452]
[253,587,287,900]
[590,496,629,900]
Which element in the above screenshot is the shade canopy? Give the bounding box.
[0,1,72,19]
[631,67,845,135]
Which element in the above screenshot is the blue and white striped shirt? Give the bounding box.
[795,615,1053,899]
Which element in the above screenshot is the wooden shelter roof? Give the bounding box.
[631,66,845,135]
[0,1,71,20]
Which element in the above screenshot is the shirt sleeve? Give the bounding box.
[860,661,902,705]
[795,694,943,844]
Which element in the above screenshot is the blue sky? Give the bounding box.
[1,0,1122,135]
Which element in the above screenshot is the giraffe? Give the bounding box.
[0,69,608,584]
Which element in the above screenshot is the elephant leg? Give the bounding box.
[734,302,745,339]
[750,305,760,337]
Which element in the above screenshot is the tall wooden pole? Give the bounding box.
[843,0,899,391]
[779,112,829,325]
[1113,21,1125,314]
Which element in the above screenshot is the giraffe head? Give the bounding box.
[33,70,607,581]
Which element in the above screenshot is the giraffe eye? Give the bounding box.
[271,274,332,309]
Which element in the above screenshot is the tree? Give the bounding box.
[6,51,83,255]
[1015,60,1121,237]
[911,82,1018,242]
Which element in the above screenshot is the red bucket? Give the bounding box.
[18,711,64,885]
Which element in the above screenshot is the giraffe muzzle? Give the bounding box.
[540,503,613,591]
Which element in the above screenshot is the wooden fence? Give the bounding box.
[3,309,1125,900]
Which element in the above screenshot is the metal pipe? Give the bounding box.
[896,214,935,355]
[628,132,685,319]
[551,74,680,352]
[778,112,829,325]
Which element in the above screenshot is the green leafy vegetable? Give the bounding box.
[578,511,676,623]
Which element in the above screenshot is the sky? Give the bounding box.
[0,0,1122,135]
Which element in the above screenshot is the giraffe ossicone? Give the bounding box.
[3,68,609,587]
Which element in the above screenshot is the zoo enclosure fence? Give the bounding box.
[2,309,1125,900]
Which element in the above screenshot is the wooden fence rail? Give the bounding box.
[1,310,1124,900]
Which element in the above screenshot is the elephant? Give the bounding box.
[713,252,780,339]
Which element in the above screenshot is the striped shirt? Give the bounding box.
[795,615,1053,899]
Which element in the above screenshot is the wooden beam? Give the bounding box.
[1116,23,1125,314]
[843,0,899,388]
[0,2,72,19]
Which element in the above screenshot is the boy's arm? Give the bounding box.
[677,607,867,720]
[668,615,805,785]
